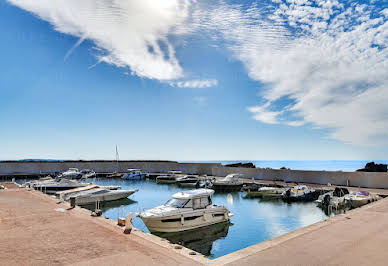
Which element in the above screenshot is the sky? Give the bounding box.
[1,0,388,161]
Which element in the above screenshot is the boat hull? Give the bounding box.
[75,190,137,205]
[212,184,243,192]
[140,209,231,233]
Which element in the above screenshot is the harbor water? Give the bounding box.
[83,178,330,259]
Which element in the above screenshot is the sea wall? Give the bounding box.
[0,161,220,176]
[1,161,388,189]
[211,166,388,189]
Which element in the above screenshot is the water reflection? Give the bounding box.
[82,198,137,212]
[155,222,231,257]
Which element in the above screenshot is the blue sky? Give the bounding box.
[1,0,388,160]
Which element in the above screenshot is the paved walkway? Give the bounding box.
[0,188,201,266]
[214,197,388,265]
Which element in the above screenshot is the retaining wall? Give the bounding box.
[0,161,220,176]
[1,161,388,189]
[211,166,388,189]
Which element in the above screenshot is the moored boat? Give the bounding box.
[345,191,380,208]
[176,175,201,187]
[316,187,349,208]
[137,189,233,233]
[122,169,147,180]
[212,174,243,192]
[59,186,138,205]
[245,186,286,198]
[282,185,318,202]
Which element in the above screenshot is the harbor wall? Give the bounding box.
[1,161,388,189]
[211,166,388,189]
[0,161,220,176]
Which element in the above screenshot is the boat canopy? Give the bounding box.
[127,169,142,172]
[67,168,79,172]
[173,189,214,200]
[168,170,182,174]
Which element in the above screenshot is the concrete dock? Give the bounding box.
[2,183,388,265]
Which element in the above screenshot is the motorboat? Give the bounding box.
[57,168,83,179]
[137,189,233,233]
[211,174,244,192]
[80,169,96,179]
[176,175,201,187]
[29,178,88,194]
[58,186,138,205]
[122,169,147,180]
[282,185,319,202]
[244,186,286,198]
[156,170,184,184]
[316,187,349,208]
[345,191,380,208]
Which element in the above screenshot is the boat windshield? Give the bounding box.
[164,198,188,208]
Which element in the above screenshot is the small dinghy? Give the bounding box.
[137,189,233,233]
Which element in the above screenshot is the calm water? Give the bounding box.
[83,178,330,259]
[182,160,388,171]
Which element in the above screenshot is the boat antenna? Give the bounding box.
[115,145,120,172]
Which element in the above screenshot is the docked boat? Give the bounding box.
[282,185,319,202]
[316,187,349,208]
[176,175,201,187]
[212,174,243,192]
[29,178,88,194]
[156,174,177,184]
[80,169,96,179]
[244,186,286,198]
[122,169,147,180]
[345,191,380,208]
[137,189,233,233]
[57,168,83,179]
[58,186,138,205]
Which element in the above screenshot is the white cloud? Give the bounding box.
[7,0,190,80]
[194,1,388,145]
[171,79,218,88]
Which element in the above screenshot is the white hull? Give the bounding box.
[75,190,137,205]
[347,198,370,208]
[140,209,231,233]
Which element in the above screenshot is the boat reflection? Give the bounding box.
[154,222,231,256]
[82,198,137,212]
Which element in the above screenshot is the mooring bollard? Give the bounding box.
[123,213,133,234]
[70,197,76,208]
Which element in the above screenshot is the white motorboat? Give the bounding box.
[316,187,349,208]
[244,186,286,198]
[137,189,233,233]
[156,170,184,184]
[57,168,83,179]
[122,169,147,180]
[345,191,380,208]
[80,169,96,179]
[282,185,318,201]
[176,175,201,187]
[212,174,244,191]
[60,187,138,205]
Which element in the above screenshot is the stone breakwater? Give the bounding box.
[1,160,388,189]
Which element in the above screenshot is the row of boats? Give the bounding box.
[23,168,382,235]
[244,184,381,209]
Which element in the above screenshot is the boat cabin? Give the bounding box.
[127,169,142,173]
[168,170,183,175]
[164,189,214,209]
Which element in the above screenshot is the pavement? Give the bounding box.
[0,188,202,266]
[2,184,388,266]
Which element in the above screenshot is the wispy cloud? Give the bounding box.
[7,0,190,80]
[171,79,218,88]
[193,96,208,105]
[194,0,388,145]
